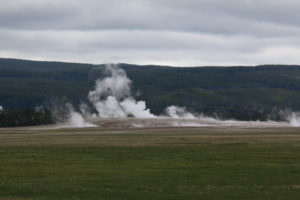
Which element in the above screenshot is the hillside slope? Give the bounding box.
[1,58,300,120]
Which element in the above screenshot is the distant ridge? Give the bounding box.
[2,57,300,68]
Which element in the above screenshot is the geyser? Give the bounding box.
[164,106,196,119]
[88,64,156,118]
[52,102,96,128]
[287,112,300,127]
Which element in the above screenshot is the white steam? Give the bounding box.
[164,105,196,119]
[120,98,155,118]
[66,112,96,128]
[287,112,300,127]
[0,105,3,111]
[58,103,96,128]
[88,65,155,118]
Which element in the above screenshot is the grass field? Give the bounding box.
[1,126,300,199]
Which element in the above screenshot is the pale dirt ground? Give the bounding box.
[0,118,300,146]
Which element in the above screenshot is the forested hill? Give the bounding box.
[0,58,94,109]
[1,58,300,121]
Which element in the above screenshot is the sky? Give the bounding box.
[1,0,300,66]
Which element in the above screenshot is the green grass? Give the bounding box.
[1,143,300,199]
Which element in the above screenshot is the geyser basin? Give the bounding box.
[89,117,290,128]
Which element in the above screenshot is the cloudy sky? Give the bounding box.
[1,0,300,66]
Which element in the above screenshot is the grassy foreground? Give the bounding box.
[1,128,300,199]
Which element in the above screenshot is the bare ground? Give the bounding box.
[1,118,300,147]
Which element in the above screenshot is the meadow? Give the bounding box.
[1,126,300,199]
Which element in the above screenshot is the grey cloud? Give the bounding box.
[1,0,300,66]
[1,0,300,35]
[1,29,300,66]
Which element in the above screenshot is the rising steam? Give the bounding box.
[287,112,300,127]
[52,102,96,128]
[88,65,155,118]
[65,107,96,128]
[164,106,196,119]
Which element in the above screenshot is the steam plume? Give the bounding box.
[64,103,96,128]
[88,64,155,118]
[287,112,300,127]
[51,102,96,128]
[164,106,196,119]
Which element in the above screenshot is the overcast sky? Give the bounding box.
[1,0,300,66]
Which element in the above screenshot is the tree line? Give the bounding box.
[0,109,53,127]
